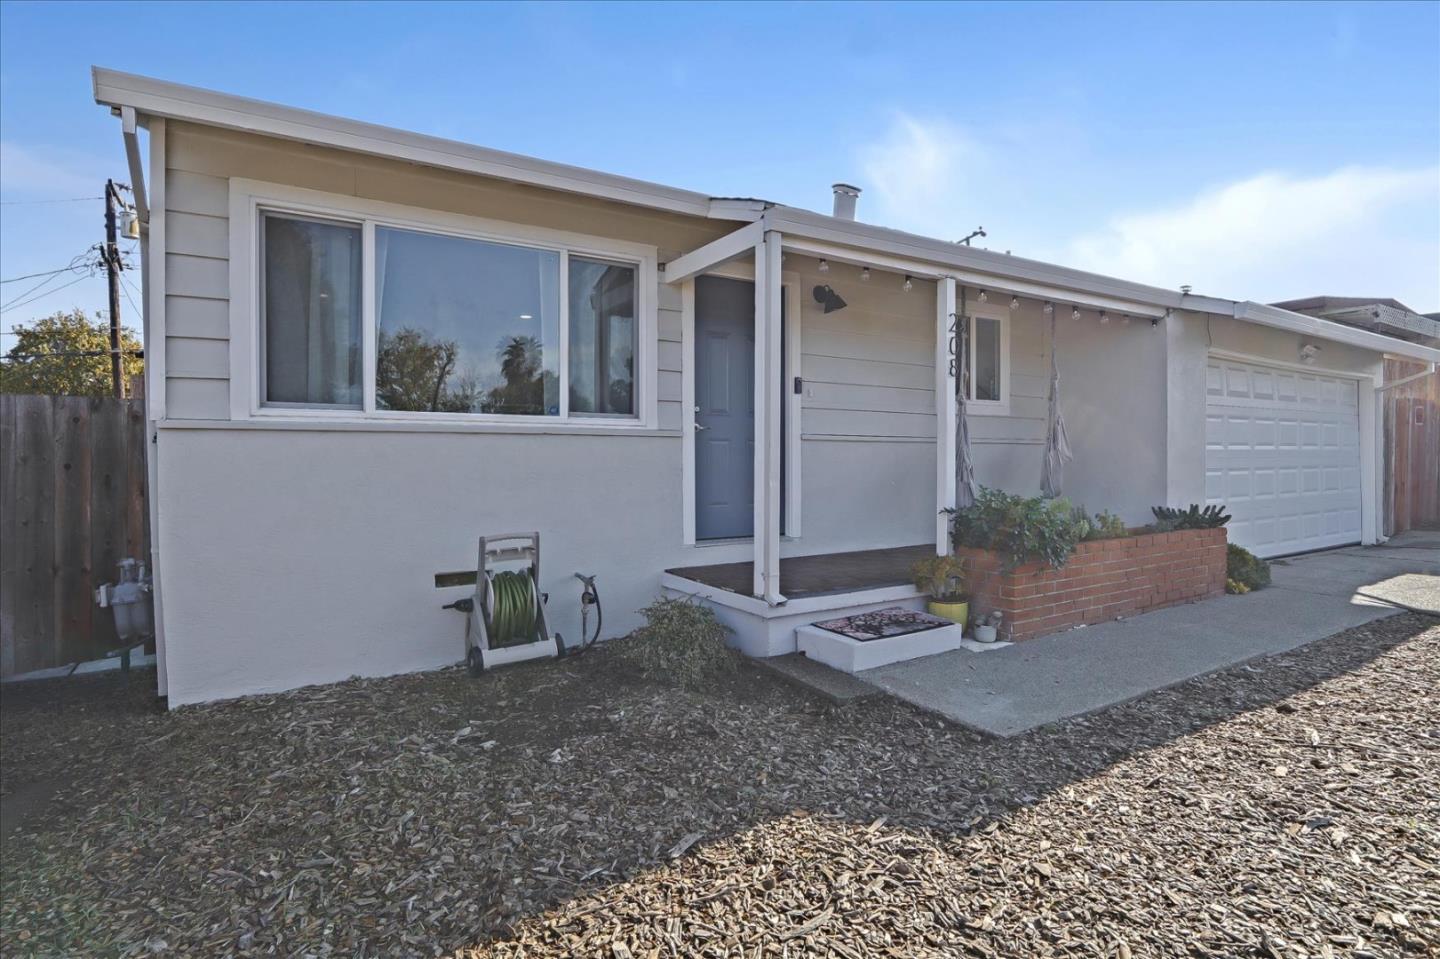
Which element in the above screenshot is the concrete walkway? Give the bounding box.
[859,531,1440,737]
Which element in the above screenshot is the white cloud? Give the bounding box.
[1060,167,1440,311]
[858,114,989,238]
[0,141,108,198]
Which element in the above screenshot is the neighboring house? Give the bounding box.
[1274,297,1440,536]
[92,68,1440,706]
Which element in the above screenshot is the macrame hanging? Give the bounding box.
[1041,309,1073,498]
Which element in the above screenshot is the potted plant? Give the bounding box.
[910,554,969,626]
[973,610,1002,644]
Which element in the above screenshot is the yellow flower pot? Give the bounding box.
[927,599,969,627]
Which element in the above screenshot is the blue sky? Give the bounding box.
[2,0,1437,352]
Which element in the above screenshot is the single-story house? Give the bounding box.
[92,67,1440,706]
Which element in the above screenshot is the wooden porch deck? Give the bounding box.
[666,545,933,600]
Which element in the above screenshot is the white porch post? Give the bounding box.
[753,231,785,603]
[936,276,958,554]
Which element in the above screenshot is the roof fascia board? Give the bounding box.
[92,67,717,219]
[1234,302,1440,363]
[762,206,1192,311]
[778,236,1165,317]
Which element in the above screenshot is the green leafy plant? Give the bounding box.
[1151,504,1231,531]
[616,597,736,689]
[948,488,1086,570]
[1085,510,1130,540]
[911,554,967,602]
[1226,544,1271,593]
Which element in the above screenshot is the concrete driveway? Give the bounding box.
[859,531,1440,737]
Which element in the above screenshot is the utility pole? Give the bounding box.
[103,179,125,398]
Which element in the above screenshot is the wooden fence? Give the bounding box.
[1383,358,1440,536]
[1,394,149,678]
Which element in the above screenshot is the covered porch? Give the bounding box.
[659,203,1169,657]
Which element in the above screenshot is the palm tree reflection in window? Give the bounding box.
[482,334,551,415]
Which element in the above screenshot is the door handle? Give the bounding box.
[694,423,710,431]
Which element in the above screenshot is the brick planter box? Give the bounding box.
[957,527,1227,642]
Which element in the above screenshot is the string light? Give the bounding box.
[818,259,830,273]
[860,267,871,282]
[902,275,914,292]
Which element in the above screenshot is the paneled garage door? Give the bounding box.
[1205,357,1363,558]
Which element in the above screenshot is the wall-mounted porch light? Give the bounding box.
[860,267,871,282]
[902,275,914,292]
[818,259,830,273]
[813,284,848,314]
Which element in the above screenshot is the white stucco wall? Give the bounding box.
[1054,312,1169,525]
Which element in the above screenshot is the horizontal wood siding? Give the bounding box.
[162,121,728,423]
[164,165,230,418]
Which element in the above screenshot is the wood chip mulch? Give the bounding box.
[2,613,1436,958]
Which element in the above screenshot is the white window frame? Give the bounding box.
[229,179,660,431]
[961,303,1011,416]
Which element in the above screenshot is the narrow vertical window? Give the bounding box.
[261,213,362,407]
[972,316,1001,402]
[568,257,637,416]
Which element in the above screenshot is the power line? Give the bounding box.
[0,272,93,316]
[119,274,141,317]
[0,196,102,206]
[1,347,144,363]
[2,266,76,284]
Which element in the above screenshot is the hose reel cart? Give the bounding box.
[442,532,564,675]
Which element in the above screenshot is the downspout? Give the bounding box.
[110,106,169,701]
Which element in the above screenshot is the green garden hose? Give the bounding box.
[487,570,537,648]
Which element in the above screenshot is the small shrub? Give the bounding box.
[616,597,736,688]
[948,488,1086,570]
[1084,510,1130,541]
[1151,504,1231,531]
[1226,544,1271,593]
[911,554,967,601]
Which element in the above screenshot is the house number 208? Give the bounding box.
[947,313,959,379]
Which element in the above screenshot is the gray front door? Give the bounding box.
[695,276,755,540]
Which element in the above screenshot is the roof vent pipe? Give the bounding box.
[832,183,860,220]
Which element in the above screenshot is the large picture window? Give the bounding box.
[376,227,560,415]
[252,198,651,425]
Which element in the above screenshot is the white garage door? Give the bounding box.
[1205,357,1363,558]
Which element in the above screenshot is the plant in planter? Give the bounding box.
[972,609,1003,643]
[910,554,969,625]
[947,487,1086,570]
[1150,503,1231,531]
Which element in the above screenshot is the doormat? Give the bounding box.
[813,606,952,642]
